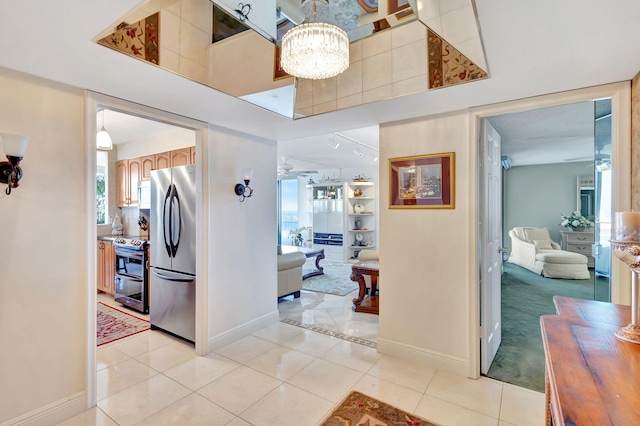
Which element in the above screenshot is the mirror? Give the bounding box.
[577,175,595,220]
[95,0,488,119]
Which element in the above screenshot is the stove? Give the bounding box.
[113,237,148,250]
[113,237,150,314]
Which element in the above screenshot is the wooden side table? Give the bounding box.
[541,297,640,425]
[350,260,379,314]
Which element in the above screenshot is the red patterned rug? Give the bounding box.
[321,391,437,426]
[97,302,149,346]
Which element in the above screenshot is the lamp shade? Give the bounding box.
[0,133,30,157]
[97,127,113,150]
[280,22,349,80]
[241,168,253,182]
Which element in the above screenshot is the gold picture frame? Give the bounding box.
[389,152,455,209]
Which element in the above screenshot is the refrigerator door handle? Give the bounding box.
[162,185,172,258]
[169,186,182,258]
[151,268,194,282]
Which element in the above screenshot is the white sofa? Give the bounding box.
[277,251,306,298]
[508,227,590,279]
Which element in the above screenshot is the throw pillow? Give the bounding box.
[524,228,551,243]
[533,239,553,250]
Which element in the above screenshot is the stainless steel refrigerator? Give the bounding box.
[150,164,196,343]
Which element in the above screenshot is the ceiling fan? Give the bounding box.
[277,157,317,177]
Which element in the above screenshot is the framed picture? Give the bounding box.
[389,152,455,208]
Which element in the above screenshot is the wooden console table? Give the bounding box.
[540,296,640,425]
[350,260,379,314]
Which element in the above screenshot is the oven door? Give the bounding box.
[114,247,148,314]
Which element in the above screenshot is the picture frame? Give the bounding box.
[389,152,455,209]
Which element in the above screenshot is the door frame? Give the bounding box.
[84,92,210,408]
[467,82,632,379]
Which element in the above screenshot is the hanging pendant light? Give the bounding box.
[280,0,349,80]
[97,109,113,151]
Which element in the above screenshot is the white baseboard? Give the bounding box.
[207,310,280,352]
[1,392,86,426]
[377,337,470,377]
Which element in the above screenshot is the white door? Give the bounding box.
[480,119,503,374]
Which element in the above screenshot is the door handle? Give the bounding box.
[151,269,193,282]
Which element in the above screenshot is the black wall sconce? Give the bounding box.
[0,133,30,195]
[234,168,254,202]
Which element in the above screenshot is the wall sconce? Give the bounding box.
[234,168,254,202]
[0,133,30,195]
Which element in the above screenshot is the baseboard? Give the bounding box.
[207,310,280,352]
[1,392,86,426]
[377,337,470,377]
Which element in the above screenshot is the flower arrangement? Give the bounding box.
[560,211,594,231]
[289,226,310,246]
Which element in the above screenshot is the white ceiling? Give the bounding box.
[3,0,640,167]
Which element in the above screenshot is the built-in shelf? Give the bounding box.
[344,181,377,261]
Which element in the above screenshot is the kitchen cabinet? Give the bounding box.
[97,239,114,295]
[344,181,377,260]
[154,151,171,170]
[190,146,196,164]
[141,155,155,180]
[170,147,191,167]
[116,158,142,207]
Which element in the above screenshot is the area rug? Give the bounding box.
[320,391,436,426]
[97,302,149,346]
[302,261,359,296]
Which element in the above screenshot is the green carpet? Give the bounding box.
[486,263,610,392]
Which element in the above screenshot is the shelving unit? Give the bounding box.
[344,181,376,261]
[311,183,344,261]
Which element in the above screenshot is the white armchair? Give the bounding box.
[508,227,590,279]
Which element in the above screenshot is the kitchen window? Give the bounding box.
[97,150,109,225]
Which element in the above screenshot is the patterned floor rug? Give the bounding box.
[320,391,436,426]
[97,302,150,346]
[302,261,359,296]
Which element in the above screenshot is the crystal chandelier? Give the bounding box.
[280,1,349,80]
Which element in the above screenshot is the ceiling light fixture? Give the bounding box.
[353,148,364,157]
[280,0,349,80]
[97,109,113,151]
[326,135,340,149]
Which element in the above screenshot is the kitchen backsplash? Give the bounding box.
[122,207,150,237]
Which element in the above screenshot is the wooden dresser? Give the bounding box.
[540,296,640,425]
[560,231,595,267]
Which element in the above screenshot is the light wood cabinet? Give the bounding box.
[118,148,194,206]
[116,158,142,207]
[170,147,191,167]
[154,151,171,170]
[141,155,155,180]
[97,239,114,295]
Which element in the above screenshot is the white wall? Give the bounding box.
[503,162,593,251]
[206,125,280,349]
[379,111,472,374]
[0,68,87,423]
[116,127,195,159]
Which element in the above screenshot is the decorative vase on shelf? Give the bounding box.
[354,202,364,214]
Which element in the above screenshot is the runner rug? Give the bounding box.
[97,302,149,346]
[320,391,436,426]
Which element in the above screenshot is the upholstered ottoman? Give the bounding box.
[534,250,590,279]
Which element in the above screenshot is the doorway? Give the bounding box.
[86,92,209,407]
[472,82,631,387]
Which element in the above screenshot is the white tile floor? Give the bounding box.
[62,291,545,425]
